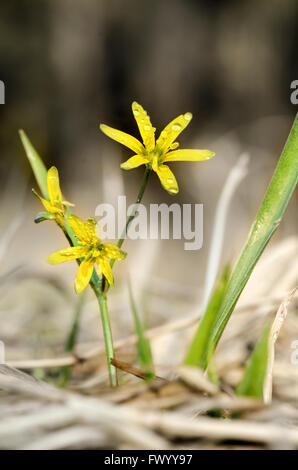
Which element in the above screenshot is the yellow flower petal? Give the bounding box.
[156,113,192,154]
[47,246,88,265]
[32,189,61,214]
[103,243,126,260]
[68,215,97,245]
[75,257,95,294]
[98,257,114,286]
[168,142,179,150]
[164,149,215,162]
[154,164,179,195]
[62,200,75,207]
[85,217,99,243]
[100,123,144,155]
[120,155,148,170]
[132,102,155,152]
[47,166,63,205]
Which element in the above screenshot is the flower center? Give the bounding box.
[148,148,163,169]
[90,243,105,258]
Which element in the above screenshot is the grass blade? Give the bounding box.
[206,113,298,363]
[236,326,270,399]
[184,266,230,370]
[19,130,49,199]
[128,280,155,381]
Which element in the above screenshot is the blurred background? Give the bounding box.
[0,0,297,362]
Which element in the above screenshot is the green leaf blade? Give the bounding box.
[128,281,155,381]
[19,129,49,199]
[208,114,298,360]
[34,211,56,224]
[184,266,230,370]
[236,326,270,399]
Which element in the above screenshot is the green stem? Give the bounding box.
[99,166,151,376]
[20,130,118,386]
[63,213,117,384]
[92,168,151,383]
[62,167,151,385]
[103,167,151,292]
[117,167,151,251]
[97,293,118,387]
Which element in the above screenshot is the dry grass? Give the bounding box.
[0,236,297,450]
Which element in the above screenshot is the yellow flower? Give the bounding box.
[100,101,215,195]
[47,214,126,293]
[33,166,73,226]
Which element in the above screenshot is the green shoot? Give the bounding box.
[128,280,155,382]
[184,266,230,370]
[19,130,49,199]
[236,326,270,399]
